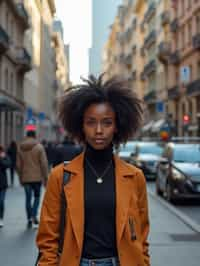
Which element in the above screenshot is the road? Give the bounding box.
[0,183,199,266]
[147,181,200,226]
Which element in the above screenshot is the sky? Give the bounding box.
[55,0,92,84]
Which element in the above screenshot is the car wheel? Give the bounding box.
[166,182,175,203]
[156,177,163,196]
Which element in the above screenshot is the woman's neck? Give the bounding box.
[85,143,113,164]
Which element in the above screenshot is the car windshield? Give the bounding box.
[138,144,163,156]
[119,142,137,152]
[173,147,200,163]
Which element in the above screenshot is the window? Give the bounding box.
[197,61,200,78]
[5,69,8,91]
[196,14,200,33]
[10,73,14,94]
[188,21,192,44]
[189,64,193,81]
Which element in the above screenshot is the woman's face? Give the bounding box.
[83,102,117,150]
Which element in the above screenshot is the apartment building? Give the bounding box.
[39,0,57,140]
[168,0,200,136]
[0,0,31,146]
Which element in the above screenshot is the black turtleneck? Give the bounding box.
[81,144,118,259]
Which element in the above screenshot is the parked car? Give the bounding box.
[130,142,163,180]
[117,141,138,162]
[156,143,200,202]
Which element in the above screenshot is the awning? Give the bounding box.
[142,120,154,132]
[0,95,23,111]
[188,124,198,131]
[151,119,165,132]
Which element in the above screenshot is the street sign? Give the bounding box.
[156,101,165,113]
[180,66,190,83]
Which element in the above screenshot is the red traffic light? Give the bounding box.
[183,114,189,123]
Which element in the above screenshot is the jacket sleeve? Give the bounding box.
[39,145,49,184]
[137,170,150,266]
[36,167,62,265]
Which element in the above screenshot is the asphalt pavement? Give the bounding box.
[0,181,200,266]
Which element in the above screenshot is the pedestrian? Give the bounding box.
[36,75,150,266]
[52,135,83,167]
[7,140,17,187]
[16,130,48,229]
[0,145,11,227]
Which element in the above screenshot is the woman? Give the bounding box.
[0,145,11,227]
[36,75,150,266]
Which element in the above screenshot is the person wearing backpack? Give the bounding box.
[36,75,150,266]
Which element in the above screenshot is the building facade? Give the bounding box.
[103,0,200,137]
[0,0,31,147]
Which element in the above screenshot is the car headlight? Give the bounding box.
[172,168,186,180]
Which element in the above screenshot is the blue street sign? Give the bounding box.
[38,112,45,121]
[180,66,190,83]
[156,101,165,113]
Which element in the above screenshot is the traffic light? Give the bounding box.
[183,114,190,131]
[183,114,190,124]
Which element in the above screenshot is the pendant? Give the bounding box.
[96,177,103,184]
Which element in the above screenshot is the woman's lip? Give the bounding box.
[94,139,105,143]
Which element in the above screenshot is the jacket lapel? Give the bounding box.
[63,153,85,254]
[114,156,136,247]
[62,153,137,253]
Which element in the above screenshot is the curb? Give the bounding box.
[148,189,200,233]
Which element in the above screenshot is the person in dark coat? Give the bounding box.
[52,136,83,167]
[0,145,11,227]
[7,140,17,186]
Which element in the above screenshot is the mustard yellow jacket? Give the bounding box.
[36,152,150,266]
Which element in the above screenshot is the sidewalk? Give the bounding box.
[0,183,199,266]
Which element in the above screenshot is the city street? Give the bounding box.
[0,180,200,266]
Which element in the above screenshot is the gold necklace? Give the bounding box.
[85,158,113,184]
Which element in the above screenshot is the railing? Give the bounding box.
[161,10,170,26]
[192,33,200,50]
[16,48,31,72]
[144,2,156,22]
[169,50,180,65]
[168,86,179,99]
[187,79,200,95]
[143,59,156,76]
[144,30,156,48]
[157,41,171,62]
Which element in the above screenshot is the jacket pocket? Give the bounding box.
[128,217,137,241]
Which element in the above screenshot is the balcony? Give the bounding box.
[161,10,170,26]
[169,50,180,65]
[144,2,156,23]
[192,33,200,50]
[157,41,171,63]
[0,25,9,53]
[170,18,178,32]
[187,79,200,95]
[15,3,29,29]
[144,30,156,48]
[143,59,156,76]
[140,71,146,81]
[168,86,179,99]
[144,90,156,103]
[16,48,31,73]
